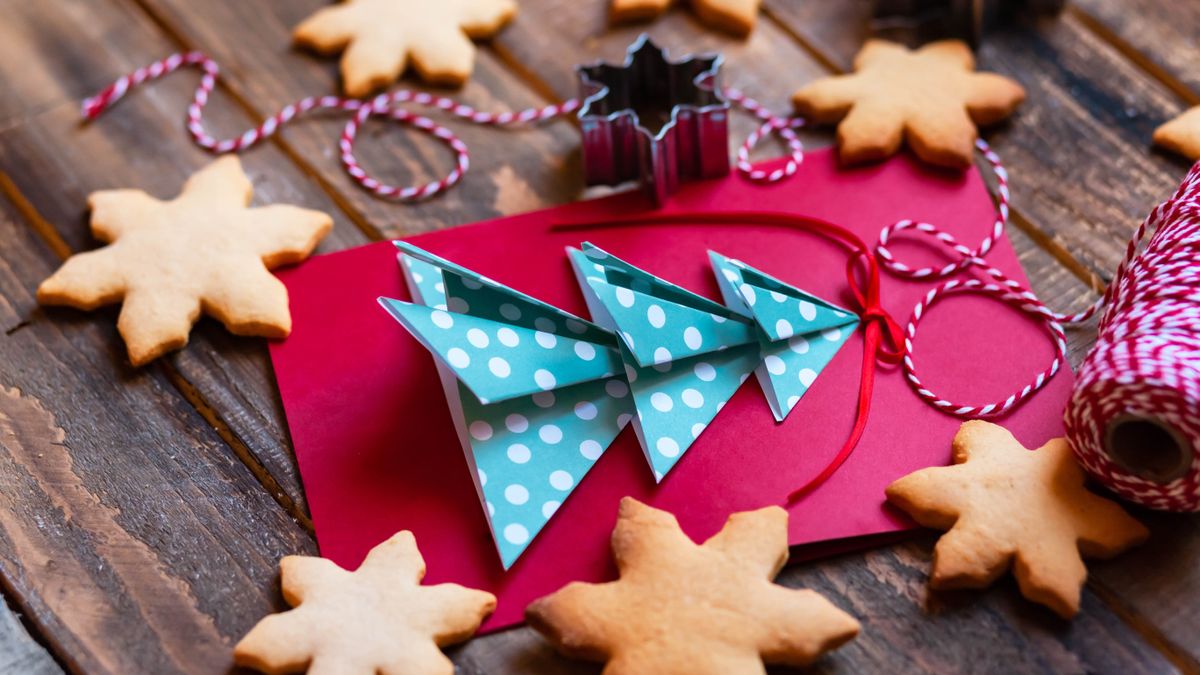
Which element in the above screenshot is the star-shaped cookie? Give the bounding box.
[886,421,1149,618]
[294,0,517,96]
[526,498,860,673]
[37,156,332,366]
[1154,106,1200,160]
[235,531,496,675]
[610,0,761,36]
[792,39,1026,168]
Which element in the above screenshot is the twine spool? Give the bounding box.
[1065,161,1200,511]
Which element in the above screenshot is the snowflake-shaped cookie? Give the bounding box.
[526,498,860,673]
[235,531,496,675]
[37,157,332,366]
[294,0,517,96]
[886,421,1149,618]
[793,40,1026,168]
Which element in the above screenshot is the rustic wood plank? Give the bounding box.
[1071,0,1200,105]
[489,3,1101,357]
[0,0,377,518]
[0,179,317,673]
[0,593,62,675]
[1041,6,1200,662]
[452,535,1177,675]
[764,3,1200,667]
[0,1,1163,673]
[129,0,584,238]
[764,0,1191,280]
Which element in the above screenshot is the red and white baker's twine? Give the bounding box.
[91,51,1200,496]
[874,139,1104,418]
[81,52,806,202]
[1064,162,1200,510]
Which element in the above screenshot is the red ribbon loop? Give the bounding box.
[553,210,905,506]
[845,250,905,366]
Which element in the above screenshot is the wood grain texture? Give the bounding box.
[765,0,1192,279]
[764,2,1200,668]
[0,185,317,672]
[0,0,1189,673]
[0,594,61,675]
[1072,0,1200,104]
[0,0,374,517]
[451,536,1178,675]
[1037,5,1200,664]
[130,0,585,238]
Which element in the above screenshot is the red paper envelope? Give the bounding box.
[270,149,1072,631]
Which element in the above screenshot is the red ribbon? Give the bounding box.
[555,211,905,505]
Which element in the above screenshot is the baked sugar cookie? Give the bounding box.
[1154,106,1200,160]
[885,421,1148,618]
[294,0,517,95]
[235,531,496,675]
[527,498,860,673]
[610,0,761,36]
[37,156,331,366]
[793,40,1025,168]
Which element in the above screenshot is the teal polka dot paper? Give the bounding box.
[457,375,632,568]
[378,241,862,567]
[709,251,859,421]
[381,247,634,567]
[377,300,624,404]
[568,243,763,480]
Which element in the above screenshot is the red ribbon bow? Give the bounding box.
[556,210,906,504]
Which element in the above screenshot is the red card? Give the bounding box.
[270,149,1072,631]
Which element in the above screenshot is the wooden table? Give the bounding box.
[1,1,1197,673]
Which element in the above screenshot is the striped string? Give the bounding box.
[81,51,806,202]
[82,52,1115,432]
[1065,162,1200,511]
[873,139,1103,418]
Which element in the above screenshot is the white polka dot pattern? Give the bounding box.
[566,243,769,481]
[709,250,860,422]
[457,377,634,568]
[384,243,863,568]
[383,245,639,568]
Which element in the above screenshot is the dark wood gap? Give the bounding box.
[0,588,69,675]
[760,4,849,74]
[158,363,314,534]
[0,173,71,260]
[1007,209,1108,294]
[1088,576,1200,675]
[1068,5,1200,107]
[0,168,315,532]
[487,42,574,107]
[0,579,79,675]
[124,0,386,243]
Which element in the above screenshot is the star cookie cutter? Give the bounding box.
[576,35,730,205]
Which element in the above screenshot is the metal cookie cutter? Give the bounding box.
[576,35,730,205]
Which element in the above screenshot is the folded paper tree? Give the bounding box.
[269,149,1075,631]
[707,251,859,422]
[380,241,857,566]
[380,244,631,568]
[567,243,761,481]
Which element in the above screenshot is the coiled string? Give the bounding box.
[87,51,1177,505]
[874,138,1103,417]
[1064,162,1200,511]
